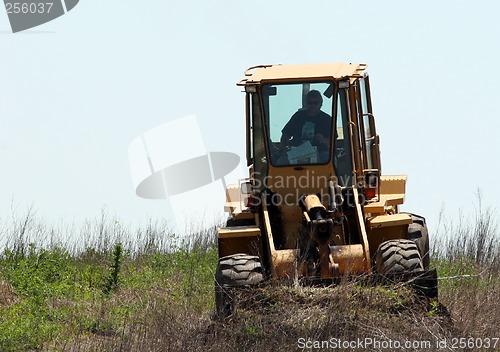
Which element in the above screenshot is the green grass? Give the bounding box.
[0,213,219,351]
[0,200,498,351]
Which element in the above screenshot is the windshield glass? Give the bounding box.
[262,82,334,166]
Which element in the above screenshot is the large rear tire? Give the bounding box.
[404,213,430,270]
[376,239,424,275]
[215,253,264,318]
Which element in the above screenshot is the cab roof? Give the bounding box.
[238,62,367,85]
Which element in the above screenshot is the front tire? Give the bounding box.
[404,213,430,270]
[376,239,424,275]
[215,254,264,318]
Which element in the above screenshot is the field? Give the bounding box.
[0,203,499,352]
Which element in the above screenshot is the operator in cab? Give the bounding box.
[279,90,332,163]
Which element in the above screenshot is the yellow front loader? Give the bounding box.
[215,63,437,317]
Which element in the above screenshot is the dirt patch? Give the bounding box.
[0,280,19,307]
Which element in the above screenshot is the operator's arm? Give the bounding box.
[280,113,299,149]
[280,132,291,150]
[280,132,291,144]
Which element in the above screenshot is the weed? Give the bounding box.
[428,299,439,317]
[103,243,123,295]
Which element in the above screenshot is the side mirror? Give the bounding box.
[262,86,277,96]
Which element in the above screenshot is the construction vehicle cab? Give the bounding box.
[215,63,436,316]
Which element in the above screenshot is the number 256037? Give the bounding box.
[5,3,53,14]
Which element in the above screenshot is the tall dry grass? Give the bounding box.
[430,193,500,339]
[0,196,498,351]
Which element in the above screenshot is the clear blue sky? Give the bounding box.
[1,1,499,237]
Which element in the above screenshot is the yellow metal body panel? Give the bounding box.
[367,224,409,260]
[217,225,262,258]
[364,176,411,257]
[266,163,333,249]
[367,214,412,229]
[218,225,260,239]
[380,175,406,194]
[330,244,365,275]
[241,63,367,84]
[365,175,407,214]
[353,187,371,272]
[223,183,255,221]
[224,184,248,213]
